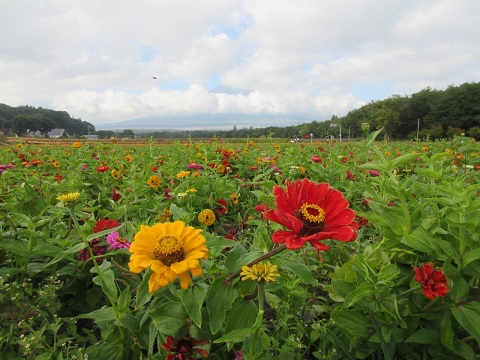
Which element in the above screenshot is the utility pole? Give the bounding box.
[416,118,420,141]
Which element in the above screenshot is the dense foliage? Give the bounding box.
[0,133,479,359]
[0,104,94,136]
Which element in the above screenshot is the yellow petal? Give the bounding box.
[170,261,189,274]
[178,272,191,289]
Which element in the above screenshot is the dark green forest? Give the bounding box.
[2,81,480,140]
[0,104,94,137]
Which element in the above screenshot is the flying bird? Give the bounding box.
[153,76,157,79]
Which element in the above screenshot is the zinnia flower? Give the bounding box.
[0,164,14,173]
[78,238,106,261]
[111,169,121,179]
[261,178,358,250]
[230,193,239,205]
[93,219,121,233]
[214,199,228,215]
[240,261,280,283]
[310,155,322,163]
[96,165,109,173]
[198,209,216,226]
[162,335,209,360]
[56,192,80,204]
[147,175,162,189]
[187,163,204,170]
[368,170,380,177]
[112,188,122,202]
[106,231,131,250]
[73,141,82,148]
[128,221,209,292]
[414,262,449,300]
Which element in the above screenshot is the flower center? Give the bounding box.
[297,203,326,237]
[117,237,127,244]
[153,236,185,266]
[299,203,325,223]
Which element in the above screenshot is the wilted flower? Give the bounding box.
[241,261,280,283]
[162,335,209,360]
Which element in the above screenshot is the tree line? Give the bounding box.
[2,81,479,140]
[0,104,94,137]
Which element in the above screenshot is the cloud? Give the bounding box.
[0,0,479,128]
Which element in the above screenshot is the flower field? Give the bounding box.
[0,130,479,360]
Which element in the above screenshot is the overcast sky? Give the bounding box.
[1,0,479,128]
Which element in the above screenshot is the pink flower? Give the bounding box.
[368,170,380,177]
[187,163,204,170]
[106,231,131,250]
[310,155,322,163]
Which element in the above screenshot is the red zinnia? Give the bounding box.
[96,165,109,173]
[93,219,121,233]
[162,335,209,360]
[414,262,449,300]
[346,171,355,180]
[215,198,228,215]
[368,170,380,177]
[261,178,358,250]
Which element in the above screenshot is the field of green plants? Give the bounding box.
[0,129,479,360]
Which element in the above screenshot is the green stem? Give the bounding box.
[458,212,466,262]
[225,243,287,285]
[257,283,265,313]
[68,207,102,279]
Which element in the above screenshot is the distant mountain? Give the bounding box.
[94,113,317,131]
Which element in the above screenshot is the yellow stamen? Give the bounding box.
[300,203,325,223]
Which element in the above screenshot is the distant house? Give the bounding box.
[48,128,68,138]
[84,135,99,140]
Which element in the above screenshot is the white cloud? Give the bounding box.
[1,0,479,128]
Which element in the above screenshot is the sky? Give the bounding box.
[1,0,479,129]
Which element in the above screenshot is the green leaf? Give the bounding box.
[440,312,454,350]
[116,286,131,313]
[206,277,238,334]
[149,302,189,337]
[93,269,118,302]
[179,283,208,328]
[388,153,420,172]
[85,224,122,241]
[44,242,87,267]
[252,223,271,253]
[115,313,140,332]
[443,260,469,302]
[330,308,371,340]
[343,283,376,308]
[223,244,247,273]
[452,302,480,347]
[273,257,317,285]
[405,328,439,344]
[135,270,153,310]
[462,247,480,268]
[225,298,258,333]
[401,227,459,263]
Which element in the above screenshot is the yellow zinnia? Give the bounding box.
[73,142,82,148]
[111,169,121,179]
[240,261,280,283]
[147,175,162,189]
[56,192,80,204]
[128,221,209,292]
[198,209,216,226]
[229,193,239,205]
